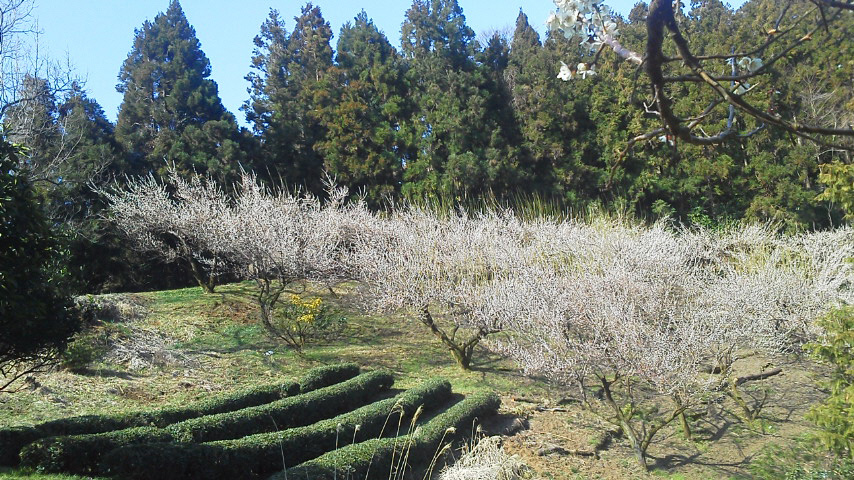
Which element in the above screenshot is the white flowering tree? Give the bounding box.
[103,169,230,293]
[546,0,854,151]
[486,218,853,470]
[486,220,720,470]
[105,170,370,347]
[350,208,533,370]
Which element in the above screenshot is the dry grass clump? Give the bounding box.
[440,436,536,480]
[74,294,149,324]
[104,325,198,371]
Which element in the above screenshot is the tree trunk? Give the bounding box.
[180,238,216,293]
[679,411,692,441]
[417,306,476,370]
[618,418,648,472]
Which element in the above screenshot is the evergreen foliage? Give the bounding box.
[808,306,854,458]
[0,140,78,394]
[96,378,452,480]
[115,0,247,181]
[400,0,536,201]
[313,11,409,207]
[2,363,357,468]
[245,3,333,195]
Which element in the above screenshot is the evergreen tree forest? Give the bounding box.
[3,0,854,293]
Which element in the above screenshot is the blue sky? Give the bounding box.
[32,0,740,126]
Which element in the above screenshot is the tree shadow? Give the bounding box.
[78,368,142,380]
[649,451,753,472]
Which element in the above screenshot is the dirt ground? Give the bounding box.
[491,353,829,480]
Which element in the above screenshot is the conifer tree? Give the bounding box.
[53,85,134,292]
[313,11,409,207]
[245,3,333,195]
[400,0,530,201]
[115,0,246,180]
[2,75,62,182]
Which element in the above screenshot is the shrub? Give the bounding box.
[278,391,501,480]
[0,144,79,394]
[0,426,41,466]
[99,378,451,480]
[59,330,110,372]
[165,370,393,443]
[20,426,172,475]
[1,362,358,467]
[273,295,346,353]
[807,305,854,458]
[298,362,359,393]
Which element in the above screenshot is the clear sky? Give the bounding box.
[30,0,741,126]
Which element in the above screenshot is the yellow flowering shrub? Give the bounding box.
[272,295,345,353]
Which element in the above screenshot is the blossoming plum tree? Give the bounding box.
[486,217,853,470]
[105,170,371,348]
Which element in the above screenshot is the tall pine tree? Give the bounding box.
[115,0,246,180]
[313,11,409,207]
[245,3,333,195]
[400,0,530,201]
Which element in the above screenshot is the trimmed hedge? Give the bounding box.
[0,426,41,466]
[298,363,359,393]
[20,426,172,475]
[276,391,501,480]
[10,363,359,470]
[98,378,452,480]
[165,369,394,443]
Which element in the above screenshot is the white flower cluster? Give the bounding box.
[738,56,763,73]
[547,0,629,80]
[546,0,612,40]
[732,57,763,95]
[558,61,597,80]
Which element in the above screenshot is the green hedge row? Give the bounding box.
[165,369,394,443]
[298,363,360,393]
[20,369,390,475]
[276,391,501,480]
[98,378,453,480]
[8,363,358,469]
[20,426,172,475]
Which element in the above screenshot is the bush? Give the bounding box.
[0,143,79,393]
[99,378,451,480]
[59,330,110,372]
[298,362,359,393]
[807,305,854,458]
[165,370,394,443]
[20,426,172,475]
[272,295,347,353]
[278,391,501,480]
[1,362,358,467]
[0,427,41,466]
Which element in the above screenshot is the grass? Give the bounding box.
[0,281,834,479]
[0,469,97,480]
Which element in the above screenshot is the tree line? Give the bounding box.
[4,0,854,293]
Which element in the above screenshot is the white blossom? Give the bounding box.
[738,56,763,73]
[734,82,751,95]
[577,62,596,79]
[557,61,573,81]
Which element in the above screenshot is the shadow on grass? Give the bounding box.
[77,368,141,381]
